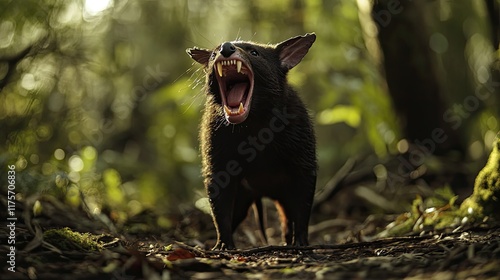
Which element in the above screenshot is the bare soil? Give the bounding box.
[1,192,500,280]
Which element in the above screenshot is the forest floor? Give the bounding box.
[1,192,500,280]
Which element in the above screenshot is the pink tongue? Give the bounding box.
[227,83,248,107]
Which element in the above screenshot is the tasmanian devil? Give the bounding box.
[186,33,317,249]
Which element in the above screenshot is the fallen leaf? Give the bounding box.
[166,248,196,261]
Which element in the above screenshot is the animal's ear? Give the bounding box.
[186,47,212,66]
[276,33,316,70]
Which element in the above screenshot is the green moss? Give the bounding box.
[379,188,461,237]
[459,137,500,222]
[378,137,500,238]
[378,212,415,238]
[43,227,103,251]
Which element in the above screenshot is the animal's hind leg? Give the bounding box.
[275,201,293,245]
[276,174,316,246]
[253,198,268,244]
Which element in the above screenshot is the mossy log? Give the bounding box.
[460,136,500,222]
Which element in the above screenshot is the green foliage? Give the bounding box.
[317,105,361,128]
[103,168,124,207]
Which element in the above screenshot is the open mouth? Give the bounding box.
[214,58,254,124]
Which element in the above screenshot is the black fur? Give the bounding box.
[187,33,317,249]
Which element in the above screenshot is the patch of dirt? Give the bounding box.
[2,193,500,279]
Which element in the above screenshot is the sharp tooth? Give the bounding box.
[224,105,231,115]
[217,62,223,77]
[236,61,242,73]
[238,102,244,114]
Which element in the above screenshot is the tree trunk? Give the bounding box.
[371,0,465,156]
[485,0,500,50]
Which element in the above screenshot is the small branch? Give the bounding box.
[313,157,356,209]
[169,227,500,259]
[0,45,33,90]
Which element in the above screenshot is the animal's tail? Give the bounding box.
[253,199,267,244]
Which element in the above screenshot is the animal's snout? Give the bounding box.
[220,42,236,57]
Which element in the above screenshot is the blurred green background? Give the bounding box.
[1,0,498,229]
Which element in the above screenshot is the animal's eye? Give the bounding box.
[210,51,216,60]
[249,49,259,56]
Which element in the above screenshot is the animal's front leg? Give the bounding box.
[207,177,237,250]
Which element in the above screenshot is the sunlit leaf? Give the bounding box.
[317,105,361,127]
[103,168,124,206]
